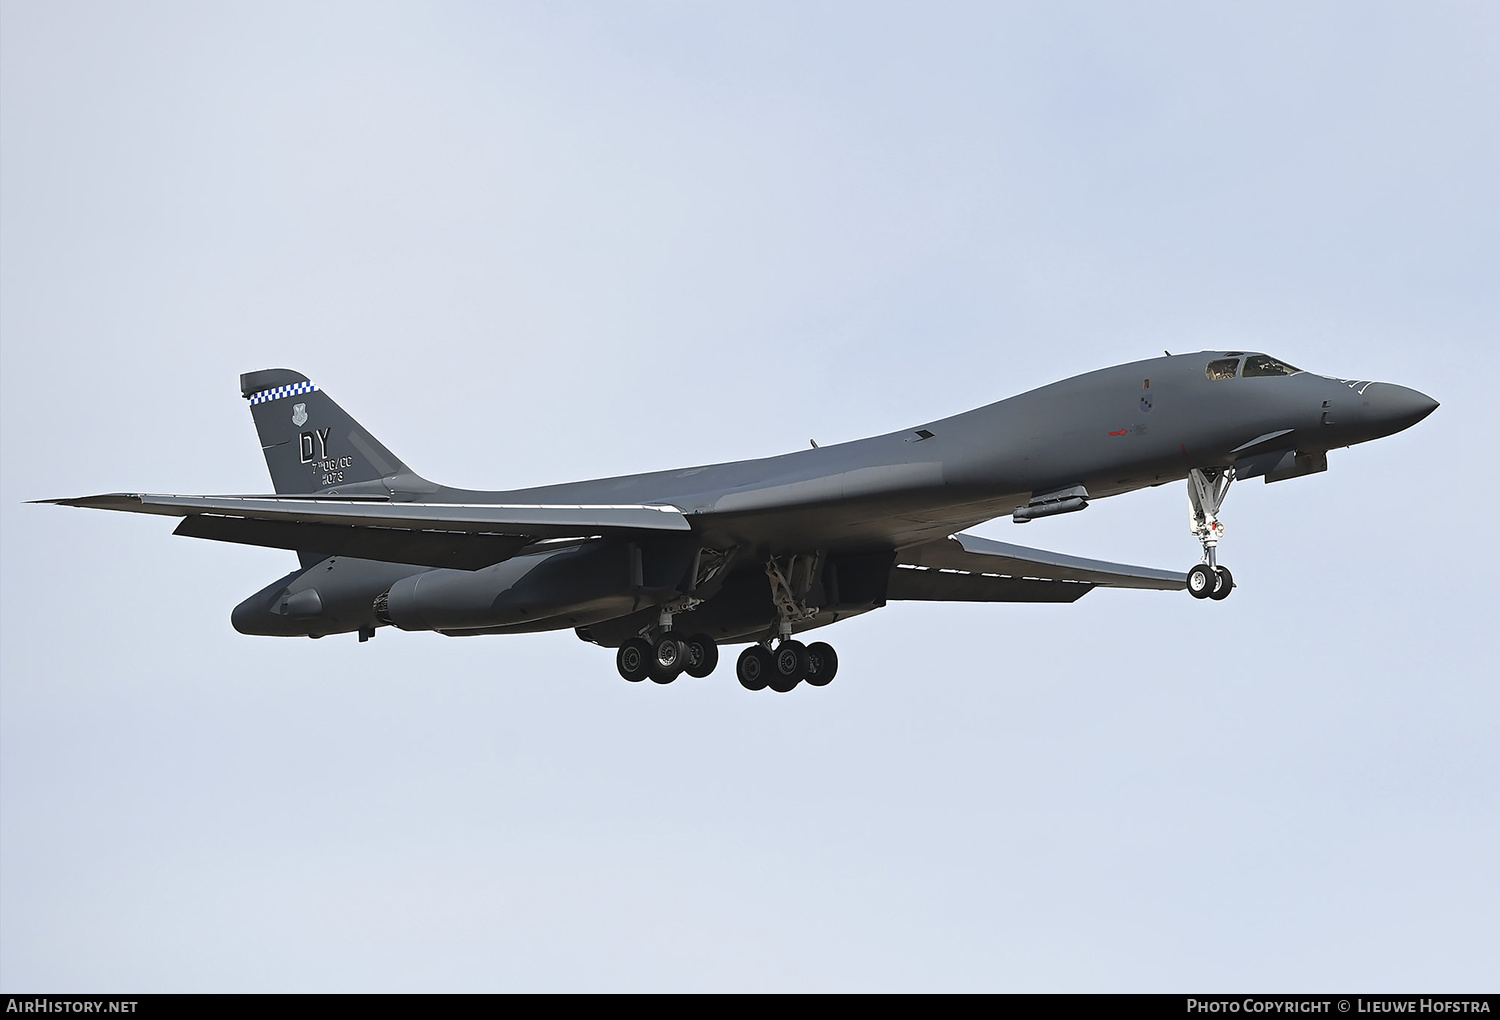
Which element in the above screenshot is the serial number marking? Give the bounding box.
[316,454,352,486]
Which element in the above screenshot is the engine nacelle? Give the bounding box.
[375,539,691,633]
[232,557,426,637]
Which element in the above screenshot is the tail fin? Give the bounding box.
[239,369,430,497]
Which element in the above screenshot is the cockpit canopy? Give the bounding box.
[1206,353,1301,381]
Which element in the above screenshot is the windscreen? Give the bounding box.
[1206,358,1240,381]
[1242,354,1301,377]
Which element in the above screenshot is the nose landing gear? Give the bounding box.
[1187,467,1236,600]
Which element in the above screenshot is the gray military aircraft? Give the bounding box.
[44,351,1436,692]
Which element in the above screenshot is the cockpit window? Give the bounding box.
[1206,358,1240,381]
[1242,354,1301,377]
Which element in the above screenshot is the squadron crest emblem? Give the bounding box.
[291,403,309,427]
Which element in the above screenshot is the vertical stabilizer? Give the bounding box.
[239,369,423,496]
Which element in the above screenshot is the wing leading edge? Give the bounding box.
[889,532,1186,603]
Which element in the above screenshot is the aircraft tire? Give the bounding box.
[773,640,808,683]
[736,646,772,691]
[1209,566,1234,601]
[649,635,687,684]
[617,638,652,682]
[804,642,838,686]
[1187,564,1216,599]
[684,634,719,678]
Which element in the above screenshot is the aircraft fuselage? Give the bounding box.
[419,351,1436,553]
[219,351,1435,647]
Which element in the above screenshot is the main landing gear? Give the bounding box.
[735,639,839,693]
[735,555,840,692]
[1187,467,1235,601]
[613,554,843,691]
[614,631,840,692]
[615,605,720,684]
[615,631,720,684]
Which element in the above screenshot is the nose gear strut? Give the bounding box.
[1187,467,1235,600]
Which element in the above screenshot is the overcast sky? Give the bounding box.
[2,0,1496,992]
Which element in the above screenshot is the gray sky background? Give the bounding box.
[2,0,1496,992]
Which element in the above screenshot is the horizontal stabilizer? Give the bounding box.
[38,493,693,570]
[41,493,690,533]
[896,532,1186,592]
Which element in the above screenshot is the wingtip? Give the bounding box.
[30,493,145,510]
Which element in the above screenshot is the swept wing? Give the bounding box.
[889,532,1186,603]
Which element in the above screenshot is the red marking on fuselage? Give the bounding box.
[1108,429,1128,436]
[1181,443,1192,461]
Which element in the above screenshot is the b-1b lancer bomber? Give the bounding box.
[45,352,1436,692]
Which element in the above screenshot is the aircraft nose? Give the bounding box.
[1364,383,1439,436]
